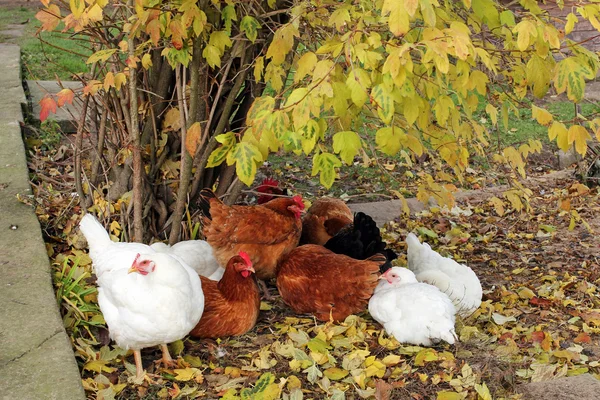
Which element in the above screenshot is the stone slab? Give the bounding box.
[0,44,85,400]
[27,80,84,133]
[517,374,600,400]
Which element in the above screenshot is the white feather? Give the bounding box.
[150,240,223,280]
[79,214,204,350]
[369,267,457,346]
[405,233,482,318]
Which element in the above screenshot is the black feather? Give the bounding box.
[324,212,397,263]
[198,189,217,220]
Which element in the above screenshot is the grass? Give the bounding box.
[0,6,89,80]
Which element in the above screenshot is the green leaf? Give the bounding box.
[414,348,439,366]
[240,15,261,43]
[332,131,362,165]
[282,131,302,155]
[86,49,117,64]
[206,132,235,168]
[376,126,403,156]
[312,153,341,188]
[474,383,493,400]
[303,363,322,384]
[554,57,595,102]
[227,141,263,186]
[307,337,331,353]
[372,84,395,124]
[221,5,237,32]
[500,10,516,27]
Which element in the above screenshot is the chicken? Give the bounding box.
[150,240,224,280]
[198,189,304,281]
[324,211,398,264]
[255,177,292,204]
[300,197,353,245]
[190,251,260,338]
[79,214,204,379]
[405,233,482,318]
[276,245,388,322]
[369,267,457,346]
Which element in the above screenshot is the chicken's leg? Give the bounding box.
[160,343,177,367]
[133,349,145,380]
[259,279,274,301]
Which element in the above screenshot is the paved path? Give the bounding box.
[0,44,84,400]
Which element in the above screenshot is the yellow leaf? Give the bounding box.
[405,0,418,17]
[532,105,553,126]
[437,391,462,400]
[323,367,349,380]
[333,131,362,165]
[485,104,498,126]
[228,141,263,186]
[173,368,200,381]
[489,196,505,216]
[185,122,202,157]
[163,107,181,131]
[549,121,569,152]
[382,0,409,36]
[346,68,371,107]
[371,84,395,124]
[114,73,127,91]
[376,126,403,156]
[475,383,493,400]
[554,57,595,102]
[513,20,537,51]
[87,4,103,22]
[568,125,591,156]
[86,49,117,64]
[414,348,438,366]
[565,13,578,35]
[382,354,402,366]
[70,0,85,18]
[294,52,317,83]
[142,53,153,70]
[240,15,260,43]
[311,152,341,188]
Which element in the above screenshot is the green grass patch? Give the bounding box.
[0,6,90,80]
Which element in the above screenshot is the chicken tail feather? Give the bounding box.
[198,189,218,220]
[79,213,111,252]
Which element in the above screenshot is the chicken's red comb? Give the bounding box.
[238,251,252,266]
[292,195,305,209]
[260,177,279,187]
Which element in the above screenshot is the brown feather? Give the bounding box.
[189,256,260,338]
[202,197,302,280]
[301,198,353,245]
[276,245,383,322]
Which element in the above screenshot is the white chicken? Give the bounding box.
[150,240,224,280]
[79,214,205,379]
[368,267,457,346]
[405,233,482,318]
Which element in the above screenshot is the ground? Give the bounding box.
[24,127,600,399]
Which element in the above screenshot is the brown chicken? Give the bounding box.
[276,245,388,322]
[189,251,260,338]
[199,189,304,281]
[300,198,353,245]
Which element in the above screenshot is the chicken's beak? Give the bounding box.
[129,253,141,274]
[245,266,256,273]
[378,275,386,280]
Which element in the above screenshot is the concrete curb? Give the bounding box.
[0,44,85,400]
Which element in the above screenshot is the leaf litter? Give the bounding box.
[25,140,600,399]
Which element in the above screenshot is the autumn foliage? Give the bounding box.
[35,0,600,242]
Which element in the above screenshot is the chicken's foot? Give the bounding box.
[158,343,177,368]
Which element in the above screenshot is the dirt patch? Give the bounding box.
[0,0,39,9]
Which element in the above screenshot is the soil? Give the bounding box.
[0,0,38,9]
